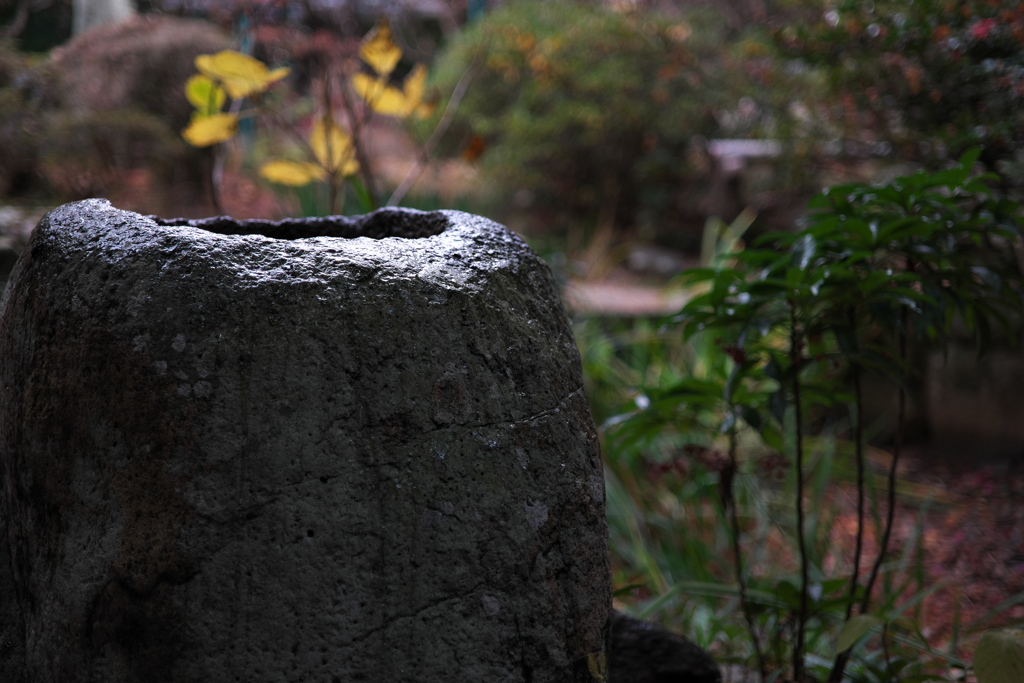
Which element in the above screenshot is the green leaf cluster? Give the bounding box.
[672,149,1021,448]
[602,150,1024,681]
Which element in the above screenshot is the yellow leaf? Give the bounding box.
[586,651,607,683]
[413,101,436,118]
[404,64,435,119]
[359,21,402,77]
[195,50,290,100]
[309,118,358,175]
[403,64,426,107]
[185,75,226,116]
[181,113,238,147]
[352,73,390,104]
[259,160,325,186]
[339,157,359,177]
[368,84,411,116]
[353,64,432,119]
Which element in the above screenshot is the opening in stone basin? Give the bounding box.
[152,207,448,241]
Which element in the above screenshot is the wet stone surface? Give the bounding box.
[0,199,610,682]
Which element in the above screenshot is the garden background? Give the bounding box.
[2,0,1024,680]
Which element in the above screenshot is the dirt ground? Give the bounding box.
[879,450,1024,644]
[797,446,1024,681]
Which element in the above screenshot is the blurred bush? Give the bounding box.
[0,16,228,213]
[39,109,188,199]
[427,0,820,241]
[0,44,26,190]
[776,0,1024,192]
[0,0,73,52]
[48,15,227,132]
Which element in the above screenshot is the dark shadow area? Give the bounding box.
[153,207,449,241]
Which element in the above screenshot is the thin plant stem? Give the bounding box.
[387,48,483,207]
[320,66,340,215]
[860,312,907,615]
[210,147,225,214]
[849,361,866,610]
[882,621,894,681]
[263,102,315,149]
[338,64,379,209]
[725,425,767,683]
[210,94,247,214]
[791,304,809,682]
[828,315,867,683]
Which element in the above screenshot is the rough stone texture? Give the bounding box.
[1,514,25,683]
[609,611,721,683]
[0,199,610,682]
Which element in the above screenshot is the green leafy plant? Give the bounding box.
[601,150,1024,681]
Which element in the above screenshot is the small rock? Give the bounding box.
[610,610,722,683]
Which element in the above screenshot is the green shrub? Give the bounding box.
[428,1,816,235]
[0,18,228,207]
[590,152,1024,681]
[0,42,51,197]
[776,0,1024,192]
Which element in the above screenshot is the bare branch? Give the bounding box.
[386,46,483,208]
